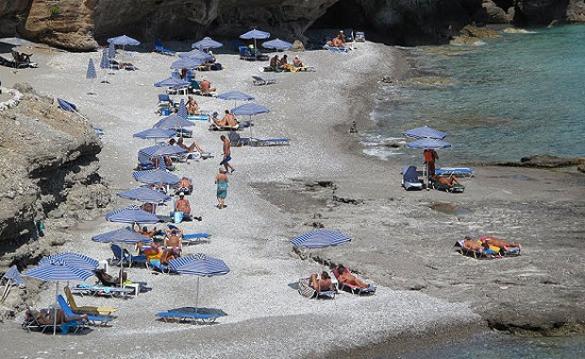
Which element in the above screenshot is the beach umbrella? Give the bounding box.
[406,138,451,149]
[240,28,270,50]
[138,143,186,158]
[231,103,270,137]
[262,38,292,51]
[178,49,214,62]
[133,128,176,140]
[99,48,111,83]
[40,252,99,271]
[133,168,180,186]
[154,76,190,88]
[170,57,204,70]
[107,35,140,47]
[0,37,32,47]
[217,90,254,108]
[177,99,188,119]
[403,126,447,140]
[153,114,193,130]
[23,260,93,335]
[192,37,223,50]
[117,187,171,203]
[2,265,25,287]
[105,205,159,224]
[290,229,351,249]
[86,58,97,95]
[169,254,230,315]
[91,227,151,244]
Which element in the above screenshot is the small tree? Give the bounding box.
[49,5,61,19]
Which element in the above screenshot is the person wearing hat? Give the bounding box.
[215,167,229,209]
[174,192,192,221]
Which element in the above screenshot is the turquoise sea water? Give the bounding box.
[364,25,585,163]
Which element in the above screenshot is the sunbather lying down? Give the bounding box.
[335,265,369,289]
[459,236,521,256]
[94,268,128,287]
[25,307,86,325]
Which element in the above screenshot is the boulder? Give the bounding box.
[482,0,513,23]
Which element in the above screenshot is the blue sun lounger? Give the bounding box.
[435,167,474,177]
[157,309,224,323]
[323,44,350,53]
[182,232,210,244]
[154,40,175,56]
[70,283,135,298]
[58,295,114,326]
[402,165,423,191]
[110,244,148,267]
[22,307,87,334]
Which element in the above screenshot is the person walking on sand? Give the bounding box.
[215,168,229,209]
[220,135,235,173]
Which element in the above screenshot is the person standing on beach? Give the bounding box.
[215,168,229,209]
[423,149,438,178]
[220,135,235,173]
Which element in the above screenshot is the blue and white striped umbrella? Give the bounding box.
[86,58,97,80]
[40,252,99,271]
[169,254,230,276]
[99,48,109,69]
[3,265,25,286]
[24,260,94,282]
[108,42,116,59]
[92,227,151,244]
[105,205,159,224]
[403,126,447,140]
[177,99,188,119]
[406,138,451,149]
[192,37,223,50]
[153,114,193,130]
[133,168,180,185]
[107,35,140,46]
[154,77,190,88]
[262,38,293,50]
[117,187,171,203]
[133,128,176,140]
[178,49,214,62]
[290,229,351,249]
[139,144,186,158]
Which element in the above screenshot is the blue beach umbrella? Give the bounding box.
[105,205,159,224]
[133,168,180,186]
[108,42,116,59]
[403,126,447,140]
[169,254,230,314]
[153,114,193,130]
[231,102,270,137]
[177,99,188,119]
[99,48,109,69]
[217,90,255,108]
[240,28,271,50]
[406,138,451,149]
[107,35,140,46]
[2,265,25,287]
[139,143,186,158]
[92,227,151,244]
[178,49,214,62]
[24,260,94,335]
[86,58,97,80]
[40,252,99,271]
[192,37,223,50]
[262,38,293,50]
[133,128,176,140]
[154,77,190,88]
[117,187,171,203]
[290,229,351,249]
[170,57,204,70]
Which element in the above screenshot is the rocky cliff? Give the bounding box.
[0,84,109,274]
[0,0,584,50]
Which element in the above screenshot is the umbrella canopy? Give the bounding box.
[217,91,255,102]
[192,37,223,50]
[107,35,140,46]
[406,138,451,149]
[99,48,109,69]
[403,126,447,140]
[170,254,230,276]
[0,37,32,47]
[24,260,94,282]
[133,128,176,140]
[117,187,171,203]
[170,57,204,70]
[177,99,188,119]
[105,205,159,224]
[231,103,270,116]
[39,253,99,271]
[154,77,190,88]
[240,29,271,40]
[290,229,351,249]
[86,58,97,80]
[108,42,116,59]
[153,114,193,130]
[139,143,186,157]
[133,168,180,185]
[178,49,214,62]
[262,38,293,50]
[3,265,25,286]
[92,227,152,244]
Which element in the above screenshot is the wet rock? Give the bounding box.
[519,155,585,168]
[482,0,513,23]
[332,195,363,205]
[451,25,501,46]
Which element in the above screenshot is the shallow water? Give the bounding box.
[364,25,585,163]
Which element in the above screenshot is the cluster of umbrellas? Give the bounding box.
[239,29,293,51]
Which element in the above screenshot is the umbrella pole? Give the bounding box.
[195,277,200,314]
[249,115,253,139]
[53,282,58,335]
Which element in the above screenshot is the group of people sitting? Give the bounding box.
[308,264,372,294]
[135,225,184,267]
[459,236,522,257]
[211,110,239,129]
[269,54,305,72]
[326,31,348,48]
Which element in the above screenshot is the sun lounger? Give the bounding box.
[182,232,210,244]
[64,287,117,316]
[22,307,87,334]
[109,244,148,268]
[332,267,376,295]
[154,40,175,56]
[252,75,277,86]
[71,283,135,298]
[323,44,350,53]
[249,137,290,147]
[188,114,209,121]
[402,165,424,191]
[435,167,474,177]
[209,123,240,131]
[297,278,336,299]
[58,295,114,327]
[157,308,225,324]
[431,179,465,193]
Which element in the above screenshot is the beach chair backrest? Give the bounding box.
[57,295,76,319]
[111,244,125,261]
[404,166,419,182]
[64,287,79,311]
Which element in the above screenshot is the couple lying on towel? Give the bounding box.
[458,236,521,258]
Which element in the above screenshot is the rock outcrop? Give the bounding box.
[0,83,110,273]
[0,1,585,49]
